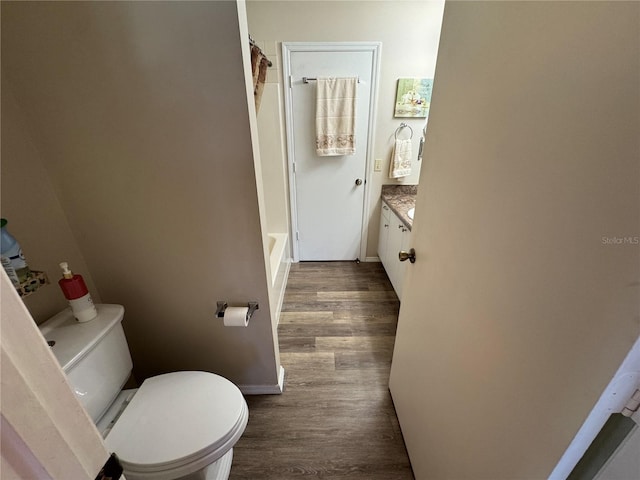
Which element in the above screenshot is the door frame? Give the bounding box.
[281,42,381,262]
[550,334,640,478]
[1,271,110,479]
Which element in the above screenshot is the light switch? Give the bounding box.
[374,159,382,172]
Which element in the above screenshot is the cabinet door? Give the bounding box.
[378,203,391,265]
[387,219,405,294]
[396,225,411,299]
[378,201,411,299]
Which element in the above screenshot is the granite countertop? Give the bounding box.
[381,185,417,231]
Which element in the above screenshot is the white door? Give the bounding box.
[283,43,380,261]
[387,1,638,478]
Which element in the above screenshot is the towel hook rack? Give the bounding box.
[302,76,361,84]
[395,123,413,140]
[248,35,273,67]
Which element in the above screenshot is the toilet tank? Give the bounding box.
[38,304,133,423]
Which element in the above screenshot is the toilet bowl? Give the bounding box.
[39,304,248,480]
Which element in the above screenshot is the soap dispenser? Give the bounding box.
[58,262,98,322]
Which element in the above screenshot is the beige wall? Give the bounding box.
[1,85,101,324]
[2,1,280,388]
[390,1,640,478]
[246,1,445,258]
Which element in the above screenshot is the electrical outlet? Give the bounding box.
[374,159,382,172]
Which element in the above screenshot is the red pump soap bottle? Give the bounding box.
[58,262,98,322]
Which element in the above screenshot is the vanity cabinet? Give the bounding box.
[378,201,410,299]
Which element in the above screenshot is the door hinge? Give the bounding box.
[293,162,296,174]
[288,75,292,89]
[95,453,123,480]
[296,231,300,241]
[621,388,640,417]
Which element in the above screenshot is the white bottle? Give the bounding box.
[1,218,31,284]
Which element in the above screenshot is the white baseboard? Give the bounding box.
[364,256,381,262]
[238,366,285,395]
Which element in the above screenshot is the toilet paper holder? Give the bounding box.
[216,301,259,321]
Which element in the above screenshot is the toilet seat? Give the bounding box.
[104,371,248,480]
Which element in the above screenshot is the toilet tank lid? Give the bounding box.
[38,304,125,372]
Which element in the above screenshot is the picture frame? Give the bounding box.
[394,78,433,118]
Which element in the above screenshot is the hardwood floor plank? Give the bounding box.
[279,352,336,370]
[278,336,317,352]
[283,367,391,388]
[280,311,399,325]
[279,323,357,338]
[335,351,392,369]
[332,312,400,323]
[279,311,335,323]
[229,453,414,480]
[315,335,396,353]
[282,300,400,315]
[230,261,413,479]
[316,290,399,302]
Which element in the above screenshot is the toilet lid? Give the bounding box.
[104,371,247,473]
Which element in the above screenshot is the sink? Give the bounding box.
[407,208,415,220]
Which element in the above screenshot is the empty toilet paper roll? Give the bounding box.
[223,307,249,327]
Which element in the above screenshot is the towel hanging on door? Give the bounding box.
[315,77,357,156]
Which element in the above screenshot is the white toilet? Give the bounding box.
[39,304,248,480]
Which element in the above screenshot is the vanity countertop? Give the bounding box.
[381,185,417,231]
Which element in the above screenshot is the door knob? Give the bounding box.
[398,248,416,263]
[355,178,363,186]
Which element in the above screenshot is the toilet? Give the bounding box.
[38,304,248,480]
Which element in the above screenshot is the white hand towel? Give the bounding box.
[315,77,357,156]
[389,138,412,178]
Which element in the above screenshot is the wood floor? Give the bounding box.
[230,262,414,479]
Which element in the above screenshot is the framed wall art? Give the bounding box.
[394,78,433,118]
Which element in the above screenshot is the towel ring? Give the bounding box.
[395,123,413,140]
